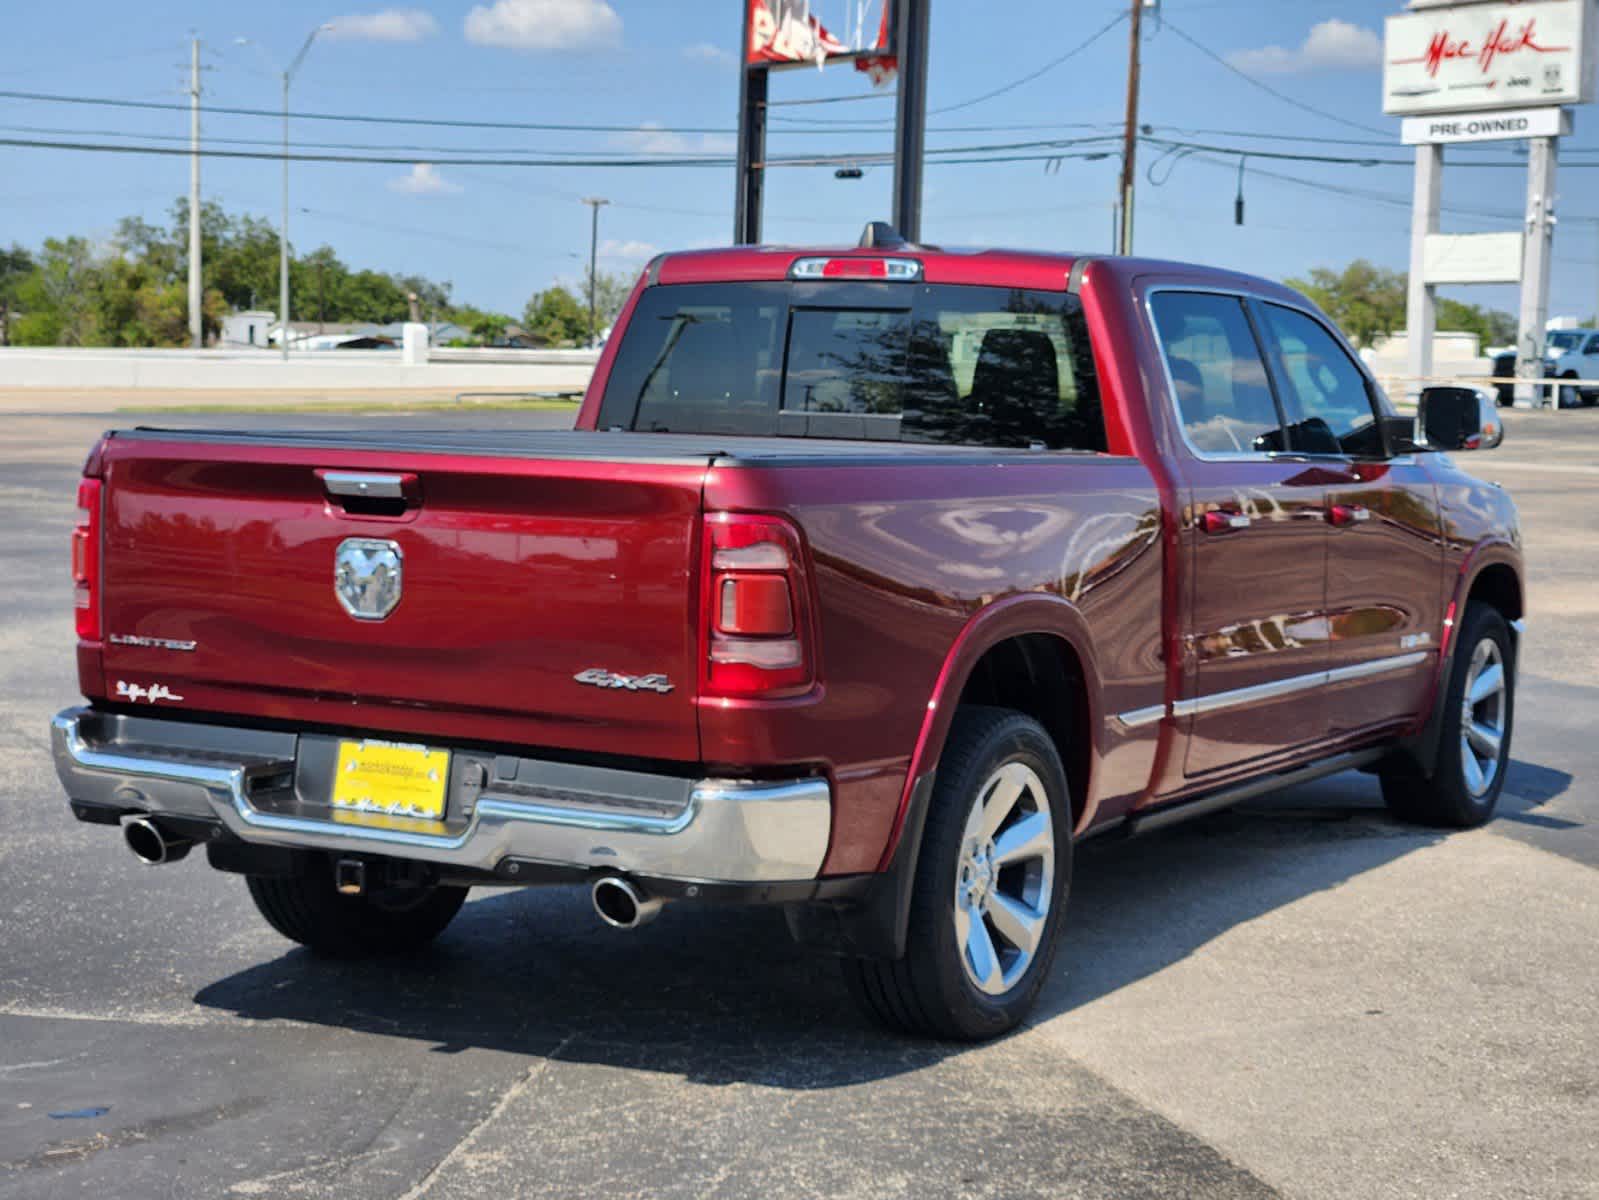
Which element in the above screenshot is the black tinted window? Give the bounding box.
[1149,292,1285,455]
[1259,303,1381,457]
[597,282,1104,451]
[780,309,910,440]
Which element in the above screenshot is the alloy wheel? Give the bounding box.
[953,761,1055,996]
[1459,637,1508,798]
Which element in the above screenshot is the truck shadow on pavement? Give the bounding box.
[191,760,1573,1087]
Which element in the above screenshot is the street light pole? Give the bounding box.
[278,24,332,361]
[582,197,609,348]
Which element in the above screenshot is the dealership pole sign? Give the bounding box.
[1383,0,1596,115]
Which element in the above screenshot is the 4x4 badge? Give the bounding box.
[574,668,674,695]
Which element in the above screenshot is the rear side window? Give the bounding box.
[598,282,1105,451]
[1149,291,1286,456]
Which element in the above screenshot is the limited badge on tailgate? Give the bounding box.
[331,740,450,824]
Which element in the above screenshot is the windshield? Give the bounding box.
[1547,330,1584,352]
[596,281,1106,451]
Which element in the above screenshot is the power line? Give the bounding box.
[932,11,1129,114]
[0,131,1135,170]
[0,88,742,135]
[1161,21,1393,138]
[5,126,1598,174]
[0,83,1126,140]
[765,91,897,107]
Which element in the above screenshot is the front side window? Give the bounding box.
[1259,303,1381,457]
[1148,291,1285,456]
[597,282,1105,451]
[1583,335,1599,355]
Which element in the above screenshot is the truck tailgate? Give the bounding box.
[95,432,710,762]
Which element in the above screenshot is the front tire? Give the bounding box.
[246,859,468,957]
[1559,377,1581,408]
[844,708,1072,1040]
[1381,603,1514,828]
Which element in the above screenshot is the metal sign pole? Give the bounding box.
[1406,142,1442,405]
[892,0,931,243]
[734,2,765,245]
[1514,135,1559,408]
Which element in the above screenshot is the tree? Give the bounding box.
[1284,260,1405,349]
[13,238,99,346]
[5,196,472,346]
[1287,259,1518,351]
[450,305,516,345]
[0,244,34,346]
[523,285,589,347]
[574,267,633,338]
[1436,298,1516,348]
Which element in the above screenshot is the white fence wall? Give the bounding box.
[0,347,599,393]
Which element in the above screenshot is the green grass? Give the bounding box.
[117,397,583,415]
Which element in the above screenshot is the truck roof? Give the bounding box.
[651,244,1301,300]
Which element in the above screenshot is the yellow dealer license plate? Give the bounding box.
[331,740,450,827]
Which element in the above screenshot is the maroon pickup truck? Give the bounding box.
[53,234,1522,1039]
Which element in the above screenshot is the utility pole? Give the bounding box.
[187,37,203,348]
[1117,0,1145,256]
[582,197,609,347]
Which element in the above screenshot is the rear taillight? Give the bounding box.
[702,513,816,698]
[72,478,102,641]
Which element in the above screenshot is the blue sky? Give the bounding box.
[2,0,1596,319]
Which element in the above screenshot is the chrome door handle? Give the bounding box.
[1201,509,1251,535]
[1326,504,1371,527]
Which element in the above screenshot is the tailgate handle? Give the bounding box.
[317,470,420,517]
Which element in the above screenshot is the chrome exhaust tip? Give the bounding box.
[123,817,193,866]
[591,875,664,930]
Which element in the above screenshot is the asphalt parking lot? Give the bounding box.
[2,404,1596,1199]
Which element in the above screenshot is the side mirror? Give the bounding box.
[1379,414,1421,456]
[1419,386,1504,451]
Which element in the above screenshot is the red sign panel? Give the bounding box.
[746,0,896,82]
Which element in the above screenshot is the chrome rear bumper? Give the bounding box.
[51,706,831,884]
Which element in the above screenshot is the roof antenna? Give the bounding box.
[859,221,906,249]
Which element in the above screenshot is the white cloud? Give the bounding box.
[464,0,621,52]
[327,8,439,42]
[388,163,462,194]
[610,123,734,157]
[600,238,660,260]
[684,42,735,66]
[1227,19,1380,75]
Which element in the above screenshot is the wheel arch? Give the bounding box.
[785,594,1101,962]
[1398,540,1523,778]
[880,593,1103,871]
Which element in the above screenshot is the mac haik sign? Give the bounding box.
[1383,0,1596,115]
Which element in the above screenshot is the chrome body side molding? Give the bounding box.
[1116,651,1429,729]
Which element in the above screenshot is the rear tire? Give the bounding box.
[246,860,467,957]
[843,707,1072,1040]
[1381,603,1514,828]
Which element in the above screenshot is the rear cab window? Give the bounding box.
[1147,291,1288,457]
[598,281,1106,452]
